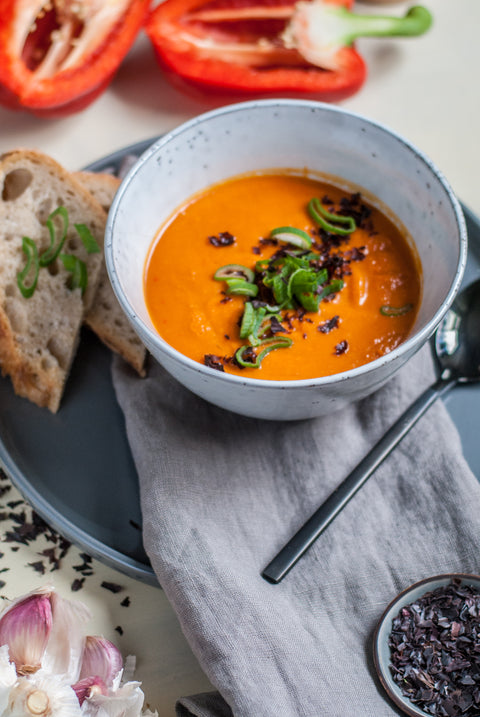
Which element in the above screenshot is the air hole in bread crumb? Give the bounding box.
[5,284,15,298]
[36,198,54,224]
[46,337,67,370]
[68,239,79,251]
[47,261,59,276]
[41,355,55,371]
[2,169,33,201]
[100,301,112,311]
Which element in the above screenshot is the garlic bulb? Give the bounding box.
[7,673,82,717]
[0,586,158,717]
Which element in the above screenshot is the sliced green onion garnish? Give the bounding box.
[39,206,69,266]
[17,236,39,298]
[308,198,356,236]
[255,259,271,272]
[319,279,345,300]
[74,223,100,254]
[214,263,255,282]
[225,278,258,297]
[270,226,312,249]
[380,303,413,317]
[235,336,293,368]
[239,301,255,338]
[298,292,320,313]
[59,253,88,295]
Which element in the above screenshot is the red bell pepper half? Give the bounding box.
[0,0,151,118]
[145,0,432,100]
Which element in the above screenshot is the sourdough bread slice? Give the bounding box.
[74,171,147,377]
[0,150,106,412]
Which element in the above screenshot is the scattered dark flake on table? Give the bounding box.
[129,519,141,531]
[388,579,480,716]
[101,581,124,594]
[115,626,124,635]
[6,500,24,510]
[28,561,46,575]
[120,597,131,608]
[71,578,85,592]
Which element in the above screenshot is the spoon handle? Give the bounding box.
[262,376,456,584]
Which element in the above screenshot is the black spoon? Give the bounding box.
[262,278,480,584]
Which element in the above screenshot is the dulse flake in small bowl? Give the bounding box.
[373,574,480,717]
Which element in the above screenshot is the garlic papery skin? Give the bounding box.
[41,591,91,683]
[81,680,148,717]
[7,673,82,717]
[78,636,123,688]
[0,645,18,714]
[0,588,53,676]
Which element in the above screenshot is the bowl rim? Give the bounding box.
[372,572,480,716]
[105,98,468,388]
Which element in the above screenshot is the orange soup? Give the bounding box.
[144,171,421,381]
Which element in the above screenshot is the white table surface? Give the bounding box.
[0,1,479,713]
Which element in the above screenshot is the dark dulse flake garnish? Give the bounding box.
[204,354,225,372]
[208,231,236,247]
[318,315,340,334]
[388,579,480,716]
[334,340,348,355]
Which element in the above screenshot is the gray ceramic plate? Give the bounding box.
[0,139,478,587]
[373,573,480,716]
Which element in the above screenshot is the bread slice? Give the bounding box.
[73,171,147,377]
[0,150,106,412]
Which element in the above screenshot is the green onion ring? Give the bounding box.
[380,303,413,317]
[59,254,88,295]
[239,302,255,338]
[225,278,259,297]
[308,198,356,236]
[270,226,312,249]
[74,223,100,254]
[39,206,69,267]
[17,236,39,298]
[214,264,255,282]
[235,336,293,368]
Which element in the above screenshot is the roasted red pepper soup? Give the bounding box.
[144,171,422,381]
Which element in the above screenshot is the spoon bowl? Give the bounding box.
[435,278,480,382]
[262,278,480,583]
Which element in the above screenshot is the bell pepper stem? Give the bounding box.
[335,5,433,44]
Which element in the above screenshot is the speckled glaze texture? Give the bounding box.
[105,100,467,420]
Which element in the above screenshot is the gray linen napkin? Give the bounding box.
[112,344,480,717]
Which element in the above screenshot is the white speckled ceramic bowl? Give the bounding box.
[373,574,480,716]
[105,100,467,420]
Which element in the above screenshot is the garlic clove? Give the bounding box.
[0,589,53,676]
[42,591,91,683]
[78,636,123,688]
[71,676,108,706]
